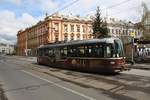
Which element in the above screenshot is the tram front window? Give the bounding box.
[104,45,112,58]
[114,40,124,57]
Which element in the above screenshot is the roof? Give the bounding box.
[38,37,120,49]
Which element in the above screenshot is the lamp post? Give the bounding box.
[131,37,134,64]
[130,32,135,65]
[25,32,28,56]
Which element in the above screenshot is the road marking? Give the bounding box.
[22,70,96,100]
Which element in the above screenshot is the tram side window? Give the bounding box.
[84,45,92,57]
[42,49,47,56]
[77,46,85,57]
[68,46,77,57]
[86,44,103,57]
[38,49,43,56]
[60,47,67,58]
[92,45,99,57]
[97,45,103,57]
[104,45,112,58]
[78,45,102,57]
[48,49,54,57]
[44,49,49,56]
[84,46,89,57]
[93,45,103,57]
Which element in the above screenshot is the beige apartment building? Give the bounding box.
[17,13,93,56]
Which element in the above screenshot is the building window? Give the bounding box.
[129,30,132,35]
[112,29,114,33]
[119,30,121,35]
[76,33,80,40]
[82,25,86,33]
[88,26,92,33]
[83,34,86,39]
[126,30,128,35]
[55,34,59,42]
[116,29,118,35]
[135,32,137,36]
[123,30,125,35]
[54,23,59,32]
[88,34,92,38]
[70,33,74,40]
[64,24,68,32]
[108,29,110,33]
[64,33,68,41]
[77,25,80,32]
[70,25,74,32]
[138,31,140,36]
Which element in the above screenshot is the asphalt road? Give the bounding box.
[0,56,115,100]
[1,55,150,100]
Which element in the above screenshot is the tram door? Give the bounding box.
[55,48,61,61]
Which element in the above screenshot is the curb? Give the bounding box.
[130,66,150,70]
[127,63,150,70]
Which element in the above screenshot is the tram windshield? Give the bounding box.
[114,39,124,57]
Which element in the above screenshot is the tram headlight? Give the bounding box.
[110,61,115,64]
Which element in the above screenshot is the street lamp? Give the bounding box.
[130,32,135,65]
[25,32,28,56]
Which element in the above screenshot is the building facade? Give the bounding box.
[107,18,142,39]
[17,13,143,56]
[0,43,15,55]
[17,13,93,56]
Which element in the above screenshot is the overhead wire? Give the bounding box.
[86,0,134,15]
[51,0,80,15]
[109,1,150,16]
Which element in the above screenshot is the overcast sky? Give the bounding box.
[0,0,149,44]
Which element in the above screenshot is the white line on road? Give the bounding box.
[22,70,96,100]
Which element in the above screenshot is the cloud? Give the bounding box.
[0,10,38,44]
[0,0,22,5]
[26,0,59,13]
[40,0,59,12]
[11,0,21,5]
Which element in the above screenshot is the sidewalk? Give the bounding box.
[126,56,150,70]
[128,63,150,70]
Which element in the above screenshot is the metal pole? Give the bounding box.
[25,32,28,56]
[131,37,134,65]
[37,29,39,56]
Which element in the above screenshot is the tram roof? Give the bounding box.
[38,37,119,49]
